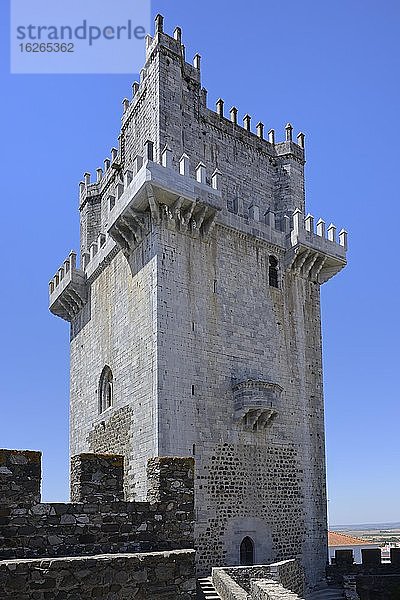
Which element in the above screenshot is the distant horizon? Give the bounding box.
[330,522,400,531]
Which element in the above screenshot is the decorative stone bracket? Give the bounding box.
[233,380,283,431]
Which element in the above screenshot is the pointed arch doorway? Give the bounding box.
[240,536,255,565]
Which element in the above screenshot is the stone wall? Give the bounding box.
[87,405,134,500]
[156,218,323,579]
[355,575,400,600]
[328,549,400,600]
[70,453,125,503]
[0,549,196,599]
[0,449,41,507]
[146,21,327,583]
[213,560,304,595]
[212,569,248,600]
[212,560,305,600]
[0,450,194,560]
[273,559,305,596]
[212,560,304,600]
[250,579,304,600]
[70,244,159,501]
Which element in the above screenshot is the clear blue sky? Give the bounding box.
[0,0,399,526]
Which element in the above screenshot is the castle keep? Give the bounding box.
[49,15,347,586]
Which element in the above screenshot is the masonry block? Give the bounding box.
[361,548,381,565]
[147,457,194,509]
[0,449,41,508]
[70,453,124,503]
[390,547,400,566]
[335,549,354,566]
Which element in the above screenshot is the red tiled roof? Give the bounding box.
[328,531,373,547]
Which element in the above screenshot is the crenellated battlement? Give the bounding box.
[328,549,400,599]
[332,548,400,567]
[78,144,123,211]
[0,449,194,561]
[107,144,224,255]
[286,208,347,283]
[292,209,348,250]
[140,16,305,160]
[50,140,348,312]
[78,14,305,217]
[209,96,306,156]
[49,251,87,321]
[0,450,41,508]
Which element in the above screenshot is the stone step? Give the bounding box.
[197,577,222,600]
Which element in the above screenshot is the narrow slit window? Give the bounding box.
[268,255,279,288]
[99,365,113,413]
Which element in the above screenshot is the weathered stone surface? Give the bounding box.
[251,579,304,600]
[0,450,41,508]
[328,559,400,599]
[0,452,194,560]
[0,550,196,599]
[70,453,125,503]
[213,560,304,600]
[48,14,348,588]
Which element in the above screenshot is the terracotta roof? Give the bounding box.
[328,531,374,547]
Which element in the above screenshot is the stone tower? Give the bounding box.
[49,15,347,586]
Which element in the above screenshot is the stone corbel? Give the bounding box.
[146,183,161,225]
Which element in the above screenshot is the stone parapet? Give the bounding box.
[0,549,196,599]
[107,152,224,255]
[328,554,400,576]
[50,141,348,314]
[0,450,194,561]
[212,569,248,600]
[48,251,87,321]
[212,560,305,600]
[251,579,304,600]
[287,209,347,284]
[147,456,194,508]
[0,449,41,508]
[328,554,400,600]
[70,453,125,503]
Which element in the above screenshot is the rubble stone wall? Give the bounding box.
[213,560,305,600]
[0,451,194,561]
[0,549,196,600]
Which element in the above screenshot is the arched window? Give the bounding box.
[240,536,255,565]
[99,366,113,413]
[268,255,279,288]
